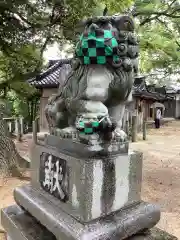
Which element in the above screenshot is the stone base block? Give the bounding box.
[30,142,143,222]
[6,185,160,240]
[44,135,129,157]
[1,205,176,240]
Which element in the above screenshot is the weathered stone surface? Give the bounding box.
[2,202,160,240]
[13,184,160,239]
[1,205,175,240]
[30,142,143,222]
[45,134,129,157]
[4,227,178,240]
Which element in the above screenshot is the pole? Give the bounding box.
[132,115,137,142]
[33,120,38,144]
[16,118,22,142]
[3,119,9,137]
[9,121,12,135]
[143,120,147,140]
[20,117,24,135]
[125,120,129,138]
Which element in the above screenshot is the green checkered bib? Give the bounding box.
[75,24,120,65]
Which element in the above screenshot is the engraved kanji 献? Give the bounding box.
[43,155,66,200]
[43,155,54,191]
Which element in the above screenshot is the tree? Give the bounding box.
[0,0,134,110]
[1,0,179,86]
[58,0,180,85]
[0,0,133,55]
[130,0,180,84]
[0,101,30,182]
[0,44,41,125]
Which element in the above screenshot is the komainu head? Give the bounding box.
[75,15,139,73]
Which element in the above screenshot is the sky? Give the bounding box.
[43,42,73,62]
[43,43,62,61]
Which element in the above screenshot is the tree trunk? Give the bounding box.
[0,116,29,181]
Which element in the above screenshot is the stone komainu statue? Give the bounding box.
[45,15,139,143]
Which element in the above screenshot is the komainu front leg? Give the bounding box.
[108,103,128,142]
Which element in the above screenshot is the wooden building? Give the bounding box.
[130,77,174,130]
[28,59,175,131]
[165,87,180,118]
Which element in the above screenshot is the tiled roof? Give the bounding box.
[133,75,147,92]
[155,86,166,95]
[133,76,157,99]
[166,87,178,94]
[133,77,173,100]
[28,59,72,88]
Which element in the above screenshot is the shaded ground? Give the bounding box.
[1,121,180,239]
[0,178,29,240]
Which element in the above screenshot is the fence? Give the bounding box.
[3,117,25,141]
[122,110,147,142]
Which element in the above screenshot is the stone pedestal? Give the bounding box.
[1,136,160,239]
[2,207,177,240]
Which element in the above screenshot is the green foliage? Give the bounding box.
[92,0,134,15]
[0,0,134,96]
[7,91,29,117]
[61,0,180,81]
[0,0,135,123]
[139,23,180,73]
[0,45,42,95]
[6,90,40,127]
[104,0,133,13]
[0,98,12,117]
[133,0,180,79]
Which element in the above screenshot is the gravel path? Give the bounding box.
[131,121,180,238]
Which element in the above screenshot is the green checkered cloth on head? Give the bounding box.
[75,24,120,65]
